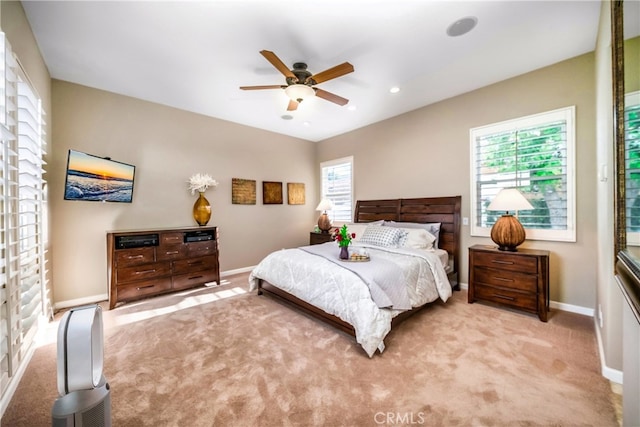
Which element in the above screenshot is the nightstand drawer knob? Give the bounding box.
[494,293,516,301]
[492,260,514,265]
[493,276,514,282]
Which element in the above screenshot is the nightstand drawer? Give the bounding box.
[474,267,537,293]
[474,284,537,311]
[472,251,538,274]
[310,232,334,245]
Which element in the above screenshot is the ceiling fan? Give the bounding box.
[240,50,354,111]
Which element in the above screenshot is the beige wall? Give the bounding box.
[318,53,597,309]
[51,81,316,304]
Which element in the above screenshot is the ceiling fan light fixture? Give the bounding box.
[285,84,315,102]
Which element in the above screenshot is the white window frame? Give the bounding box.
[470,106,576,242]
[320,156,354,224]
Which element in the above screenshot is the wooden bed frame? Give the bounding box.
[257,196,462,337]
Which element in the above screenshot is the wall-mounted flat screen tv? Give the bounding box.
[64,149,136,203]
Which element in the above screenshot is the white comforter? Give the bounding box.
[248,242,452,357]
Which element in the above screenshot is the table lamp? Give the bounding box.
[315,198,335,233]
[487,188,534,251]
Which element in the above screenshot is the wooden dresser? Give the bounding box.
[468,244,549,322]
[107,226,219,309]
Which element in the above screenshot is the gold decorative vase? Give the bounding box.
[192,192,211,226]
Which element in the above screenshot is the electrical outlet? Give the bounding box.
[463,217,469,226]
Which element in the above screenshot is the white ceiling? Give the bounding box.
[21,0,604,142]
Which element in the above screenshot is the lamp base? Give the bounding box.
[490,214,526,252]
[317,212,332,233]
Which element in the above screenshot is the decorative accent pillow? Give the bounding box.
[384,221,442,248]
[343,221,384,242]
[398,228,436,250]
[359,226,406,247]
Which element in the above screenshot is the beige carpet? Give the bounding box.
[3,273,619,426]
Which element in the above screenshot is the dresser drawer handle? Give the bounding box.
[493,277,514,282]
[493,293,516,301]
[188,275,204,280]
[188,260,204,266]
[165,251,179,255]
[136,284,155,290]
[491,260,514,265]
[127,255,144,260]
[136,269,156,275]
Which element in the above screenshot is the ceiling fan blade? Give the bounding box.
[287,99,299,111]
[260,50,296,80]
[239,85,286,90]
[314,88,349,106]
[308,62,354,84]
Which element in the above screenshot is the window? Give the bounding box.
[470,106,576,242]
[625,91,640,245]
[320,156,354,223]
[0,33,48,408]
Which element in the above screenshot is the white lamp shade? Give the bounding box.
[285,84,315,102]
[487,188,534,212]
[316,198,335,211]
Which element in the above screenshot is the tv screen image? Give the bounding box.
[64,150,135,203]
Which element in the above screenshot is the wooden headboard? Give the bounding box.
[354,196,462,274]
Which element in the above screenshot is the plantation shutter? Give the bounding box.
[0,32,49,407]
[625,92,640,237]
[320,156,353,223]
[471,106,575,242]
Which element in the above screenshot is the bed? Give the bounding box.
[249,196,461,357]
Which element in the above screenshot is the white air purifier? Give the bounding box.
[52,304,111,427]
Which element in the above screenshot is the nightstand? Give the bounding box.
[310,231,334,245]
[468,245,550,322]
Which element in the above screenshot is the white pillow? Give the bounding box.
[398,228,436,249]
[384,221,442,248]
[360,226,406,247]
[342,223,382,242]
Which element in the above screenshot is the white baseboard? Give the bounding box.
[54,293,109,311]
[550,300,594,317]
[594,316,624,384]
[221,266,255,277]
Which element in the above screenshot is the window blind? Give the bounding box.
[471,106,575,242]
[0,33,48,413]
[320,157,353,223]
[625,92,640,242]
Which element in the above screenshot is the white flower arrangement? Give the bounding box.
[188,173,219,195]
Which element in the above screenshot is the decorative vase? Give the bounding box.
[339,246,349,260]
[192,192,211,226]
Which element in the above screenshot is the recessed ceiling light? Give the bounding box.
[281,114,294,120]
[303,121,311,126]
[446,16,478,37]
[348,105,357,111]
[389,87,400,94]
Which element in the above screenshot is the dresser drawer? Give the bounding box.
[173,255,217,274]
[117,277,172,300]
[116,247,155,267]
[172,270,218,290]
[157,244,187,261]
[116,262,171,283]
[474,284,538,311]
[187,241,217,257]
[472,251,538,274]
[161,232,184,245]
[473,267,537,293]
